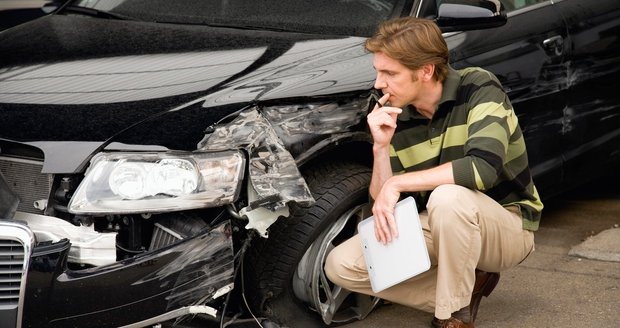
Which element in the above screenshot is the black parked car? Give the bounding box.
[0,0,618,327]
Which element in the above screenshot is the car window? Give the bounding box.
[500,0,547,12]
[68,0,412,36]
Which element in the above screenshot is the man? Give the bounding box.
[325,17,543,328]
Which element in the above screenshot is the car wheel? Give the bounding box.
[244,161,380,327]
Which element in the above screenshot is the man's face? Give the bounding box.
[372,52,420,108]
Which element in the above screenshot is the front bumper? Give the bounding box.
[0,219,235,328]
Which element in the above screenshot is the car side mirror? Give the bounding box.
[435,0,507,33]
[42,1,62,14]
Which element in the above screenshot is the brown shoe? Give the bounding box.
[435,317,474,328]
[431,317,446,328]
[430,270,499,328]
[431,306,469,328]
[470,270,500,322]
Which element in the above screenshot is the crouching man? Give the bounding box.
[325,17,543,328]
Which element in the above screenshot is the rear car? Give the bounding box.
[1,0,619,327]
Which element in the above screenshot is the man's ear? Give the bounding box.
[421,64,435,82]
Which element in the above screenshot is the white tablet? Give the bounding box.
[357,196,431,293]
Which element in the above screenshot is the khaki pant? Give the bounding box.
[324,184,535,319]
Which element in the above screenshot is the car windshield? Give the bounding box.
[67,0,412,36]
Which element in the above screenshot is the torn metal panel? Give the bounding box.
[261,98,370,136]
[197,108,314,211]
[240,181,290,237]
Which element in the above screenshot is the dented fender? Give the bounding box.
[198,107,315,236]
[197,97,371,236]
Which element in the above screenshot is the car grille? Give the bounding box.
[0,239,25,308]
[0,156,52,215]
[0,221,33,328]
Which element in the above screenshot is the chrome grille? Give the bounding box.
[0,240,24,308]
[0,221,33,328]
[0,156,52,214]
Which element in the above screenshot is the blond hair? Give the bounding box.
[365,17,449,82]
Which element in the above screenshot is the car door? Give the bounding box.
[552,0,620,190]
[421,0,570,199]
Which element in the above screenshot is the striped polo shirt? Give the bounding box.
[390,67,543,231]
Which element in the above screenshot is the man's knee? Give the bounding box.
[324,247,339,283]
[324,243,349,287]
[324,236,368,289]
[428,184,473,208]
[427,184,480,227]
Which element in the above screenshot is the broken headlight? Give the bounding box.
[68,150,245,214]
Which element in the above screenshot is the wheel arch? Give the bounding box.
[295,132,373,171]
[242,159,375,327]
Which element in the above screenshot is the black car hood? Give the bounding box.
[0,15,374,171]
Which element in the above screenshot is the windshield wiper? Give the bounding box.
[60,5,137,21]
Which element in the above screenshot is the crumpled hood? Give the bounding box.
[0,14,374,171]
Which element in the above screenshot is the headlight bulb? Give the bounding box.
[109,162,149,200]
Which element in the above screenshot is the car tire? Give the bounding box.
[244,160,378,328]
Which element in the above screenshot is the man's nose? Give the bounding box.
[374,75,386,90]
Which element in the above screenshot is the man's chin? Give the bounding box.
[384,96,405,108]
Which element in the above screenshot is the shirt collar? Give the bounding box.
[398,66,460,121]
[439,66,460,105]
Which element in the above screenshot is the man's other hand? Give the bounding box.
[372,179,401,244]
[367,93,402,148]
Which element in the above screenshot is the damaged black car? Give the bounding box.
[1,0,619,327]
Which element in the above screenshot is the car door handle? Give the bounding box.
[542,35,564,56]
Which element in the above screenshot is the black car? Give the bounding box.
[0,1,619,327]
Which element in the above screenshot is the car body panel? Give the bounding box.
[444,1,569,198]
[554,0,620,190]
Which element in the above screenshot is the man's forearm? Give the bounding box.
[369,145,393,199]
[387,162,455,193]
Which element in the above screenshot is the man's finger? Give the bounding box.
[379,93,390,106]
[372,105,402,115]
[385,212,399,239]
[372,93,391,111]
[378,215,393,244]
[380,115,398,128]
[374,215,387,244]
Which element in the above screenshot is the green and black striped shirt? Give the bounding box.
[390,67,543,231]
